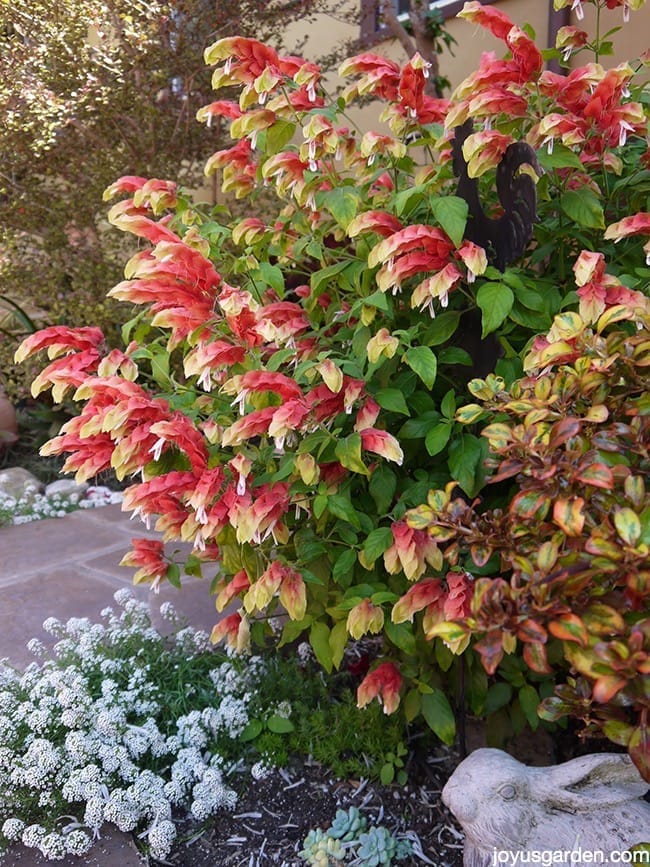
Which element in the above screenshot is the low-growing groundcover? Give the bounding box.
[15,0,650,794]
[0,484,122,527]
[0,593,461,865]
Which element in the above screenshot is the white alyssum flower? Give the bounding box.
[190,767,237,820]
[21,823,47,847]
[251,760,272,781]
[147,819,177,861]
[39,831,67,860]
[64,828,92,856]
[0,482,122,528]
[1,818,24,840]
[159,601,179,623]
[0,592,311,863]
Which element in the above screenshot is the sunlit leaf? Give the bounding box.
[421,689,456,745]
[614,508,641,546]
[553,497,585,536]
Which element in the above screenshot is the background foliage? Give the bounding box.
[0,0,333,400]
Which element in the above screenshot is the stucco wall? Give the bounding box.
[571,3,650,68]
[282,1,649,91]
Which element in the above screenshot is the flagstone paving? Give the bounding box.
[0,503,223,865]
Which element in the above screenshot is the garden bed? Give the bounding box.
[164,757,464,866]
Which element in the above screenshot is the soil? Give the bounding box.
[159,750,465,867]
[154,715,626,867]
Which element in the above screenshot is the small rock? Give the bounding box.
[45,478,88,498]
[0,467,44,502]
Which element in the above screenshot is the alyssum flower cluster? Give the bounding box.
[0,483,122,527]
[0,590,287,861]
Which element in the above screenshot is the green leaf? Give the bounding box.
[363,527,394,565]
[509,302,551,331]
[265,119,295,154]
[166,563,181,589]
[310,622,333,673]
[404,346,437,390]
[403,688,421,723]
[184,555,203,578]
[485,682,513,715]
[294,530,328,563]
[267,348,297,372]
[150,346,172,389]
[430,196,469,248]
[311,261,349,296]
[121,310,147,346]
[333,548,357,585]
[328,495,361,528]
[561,189,605,230]
[448,434,487,497]
[239,719,264,742]
[536,143,583,171]
[267,714,295,734]
[440,389,456,420]
[324,187,360,230]
[371,591,399,605]
[359,290,389,312]
[375,388,410,416]
[399,411,441,439]
[394,184,426,217]
[380,762,395,785]
[468,666,488,716]
[369,464,397,514]
[512,283,546,312]
[425,422,452,457]
[335,433,369,475]
[435,639,454,672]
[329,619,348,669]
[518,685,540,730]
[384,619,417,655]
[422,311,461,346]
[476,282,514,336]
[278,617,311,647]
[335,524,359,547]
[254,262,285,295]
[352,326,371,362]
[421,689,456,745]
[438,347,472,366]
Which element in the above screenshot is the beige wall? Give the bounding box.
[572,3,650,69]
[280,1,551,145]
[431,0,549,91]
[282,1,649,92]
[275,0,650,158]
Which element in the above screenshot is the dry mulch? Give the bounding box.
[161,751,465,867]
